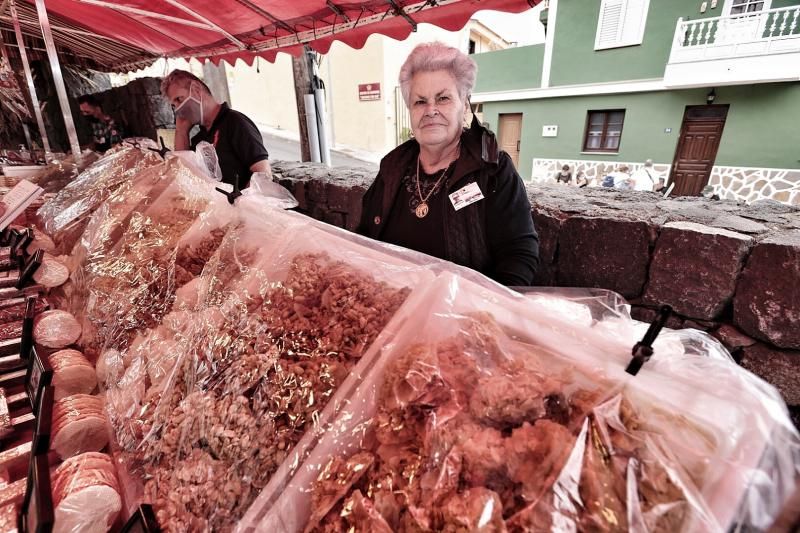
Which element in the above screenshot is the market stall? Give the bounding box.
[0,141,794,532]
[0,0,797,530]
[0,0,540,166]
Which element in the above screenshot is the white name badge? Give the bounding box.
[449,182,485,211]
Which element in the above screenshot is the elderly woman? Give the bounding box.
[358,42,539,286]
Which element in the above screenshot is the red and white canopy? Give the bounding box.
[2,0,540,71]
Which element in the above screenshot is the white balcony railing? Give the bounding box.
[669,6,800,64]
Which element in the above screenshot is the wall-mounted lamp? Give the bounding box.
[706,88,717,104]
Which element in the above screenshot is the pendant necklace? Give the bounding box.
[415,150,455,219]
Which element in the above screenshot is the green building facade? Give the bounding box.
[472,0,800,205]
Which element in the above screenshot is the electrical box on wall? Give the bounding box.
[711,0,718,7]
[542,125,558,137]
[700,1,708,13]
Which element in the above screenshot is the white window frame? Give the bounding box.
[722,0,772,16]
[594,0,651,51]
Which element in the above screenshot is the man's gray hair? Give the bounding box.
[399,42,477,107]
[160,69,211,97]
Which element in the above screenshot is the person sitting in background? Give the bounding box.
[576,171,588,188]
[161,69,271,189]
[630,159,658,191]
[554,164,572,185]
[359,42,539,287]
[610,165,633,190]
[78,94,125,152]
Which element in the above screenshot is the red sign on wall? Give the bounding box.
[358,83,381,101]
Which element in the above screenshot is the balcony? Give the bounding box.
[664,6,800,88]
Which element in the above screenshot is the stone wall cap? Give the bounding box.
[709,215,769,235]
[760,229,800,247]
[663,221,752,241]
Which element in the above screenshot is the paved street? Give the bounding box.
[261,131,378,171]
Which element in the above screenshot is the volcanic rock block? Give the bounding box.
[734,230,800,349]
[531,208,564,286]
[306,179,328,205]
[322,211,345,229]
[631,305,684,329]
[739,343,800,405]
[136,77,162,96]
[643,222,752,320]
[712,324,757,353]
[556,216,652,299]
[345,186,366,233]
[326,174,368,212]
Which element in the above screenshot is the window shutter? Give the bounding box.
[596,0,625,49]
[595,0,650,50]
[620,0,648,44]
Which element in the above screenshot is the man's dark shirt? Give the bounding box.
[190,103,269,188]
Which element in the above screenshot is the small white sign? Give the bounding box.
[664,127,672,133]
[542,125,558,137]
[0,179,42,231]
[449,182,484,211]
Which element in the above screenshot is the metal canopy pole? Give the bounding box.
[32,0,80,160]
[162,0,247,49]
[8,0,52,159]
[78,0,218,31]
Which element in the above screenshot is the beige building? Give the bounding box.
[112,17,518,158]
[224,19,512,158]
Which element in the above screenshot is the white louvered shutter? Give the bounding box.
[596,0,625,49]
[595,0,650,50]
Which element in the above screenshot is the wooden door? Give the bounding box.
[498,113,523,168]
[669,105,729,196]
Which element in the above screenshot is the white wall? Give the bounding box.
[108,57,199,88]
[320,37,387,153]
[224,55,297,133]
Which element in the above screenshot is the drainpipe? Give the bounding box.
[33,0,81,161]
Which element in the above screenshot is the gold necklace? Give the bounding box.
[414,145,459,219]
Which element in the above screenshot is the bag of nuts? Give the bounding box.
[245,273,800,533]
[123,210,434,532]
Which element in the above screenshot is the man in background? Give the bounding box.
[160,69,270,189]
[78,94,125,152]
[630,159,659,191]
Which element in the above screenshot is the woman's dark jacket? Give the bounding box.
[357,117,539,286]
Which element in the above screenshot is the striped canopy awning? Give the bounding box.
[0,1,157,71]
[0,0,539,72]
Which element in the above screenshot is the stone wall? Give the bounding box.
[91,77,173,142]
[532,157,800,206]
[272,161,800,431]
[532,157,672,187]
[708,165,800,205]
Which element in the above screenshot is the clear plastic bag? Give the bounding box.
[77,156,233,361]
[244,172,298,210]
[115,206,436,531]
[35,150,101,194]
[36,146,162,253]
[167,142,222,182]
[52,452,122,533]
[242,273,800,533]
